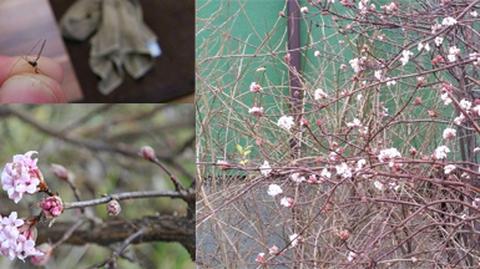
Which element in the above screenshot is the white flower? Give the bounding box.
[453,114,465,125]
[346,118,362,128]
[374,70,383,80]
[440,92,452,105]
[248,106,264,116]
[335,163,352,178]
[447,46,461,62]
[314,88,328,100]
[349,57,365,73]
[290,173,305,183]
[442,17,458,26]
[378,148,402,167]
[277,115,295,131]
[347,251,357,262]
[382,2,398,13]
[417,42,431,52]
[434,36,444,47]
[320,168,331,179]
[471,10,478,17]
[267,184,283,197]
[356,94,363,102]
[399,50,414,66]
[300,6,309,14]
[386,79,397,87]
[460,99,472,111]
[289,233,301,247]
[444,164,456,175]
[314,50,321,57]
[280,196,294,208]
[472,198,480,208]
[442,128,456,140]
[356,159,367,171]
[259,161,272,176]
[434,145,450,160]
[373,180,385,191]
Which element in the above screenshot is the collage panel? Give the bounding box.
[196,0,480,268]
[0,0,194,103]
[0,105,195,268]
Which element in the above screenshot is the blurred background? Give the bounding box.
[0,104,195,268]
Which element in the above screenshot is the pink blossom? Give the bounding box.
[1,151,42,203]
[248,106,264,117]
[0,212,43,261]
[442,128,456,140]
[255,252,266,264]
[249,82,262,93]
[378,148,402,167]
[280,197,294,208]
[39,196,64,218]
[268,245,279,255]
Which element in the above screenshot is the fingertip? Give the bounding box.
[2,56,64,84]
[0,74,66,103]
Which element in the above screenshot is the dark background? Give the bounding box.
[49,0,195,103]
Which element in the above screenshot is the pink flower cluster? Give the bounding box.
[0,212,43,261]
[1,151,42,203]
[40,196,64,219]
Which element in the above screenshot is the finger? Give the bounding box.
[0,55,64,85]
[0,74,66,103]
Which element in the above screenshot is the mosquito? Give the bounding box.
[8,39,47,76]
[24,39,47,74]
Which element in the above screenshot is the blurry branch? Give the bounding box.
[70,105,171,137]
[59,104,115,133]
[64,190,195,210]
[1,107,147,159]
[0,106,194,180]
[37,215,195,259]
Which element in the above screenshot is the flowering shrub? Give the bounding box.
[197,0,480,268]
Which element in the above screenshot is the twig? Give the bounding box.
[64,190,193,210]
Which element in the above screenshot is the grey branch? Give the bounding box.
[64,190,195,209]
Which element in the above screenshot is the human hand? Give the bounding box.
[0,55,66,103]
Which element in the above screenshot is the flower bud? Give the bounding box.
[40,196,64,218]
[107,199,122,216]
[140,146,156,161]
[51,164,69,181]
